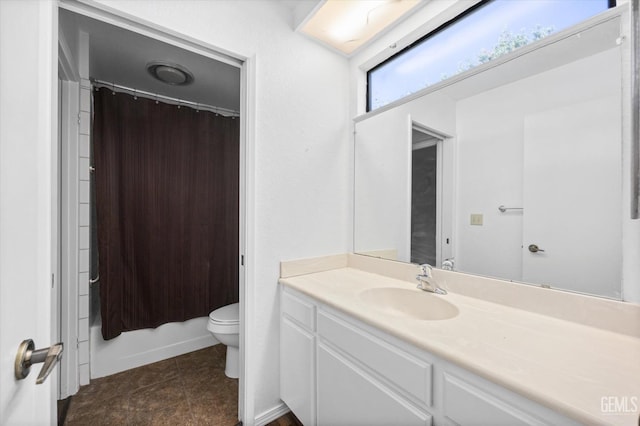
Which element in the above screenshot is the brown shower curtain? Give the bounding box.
[93,90,239,340]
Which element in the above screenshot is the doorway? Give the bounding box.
[410,124,450,268]
[57,2,252,423]
[411,133,438,265]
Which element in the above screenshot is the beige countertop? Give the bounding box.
[280,261,640,426]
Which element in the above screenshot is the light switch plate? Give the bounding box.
[470,214,483,226]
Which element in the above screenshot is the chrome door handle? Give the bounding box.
[528,244,545,253]
[15,339,64,384]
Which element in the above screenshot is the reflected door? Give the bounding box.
[522,96,621,297]
[411,138,438,265]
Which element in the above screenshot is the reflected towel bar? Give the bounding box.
[498,205,523,213]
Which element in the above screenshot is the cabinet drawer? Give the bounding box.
[281,288,316,331]
[443,373,547,426]
[318,310,432,406]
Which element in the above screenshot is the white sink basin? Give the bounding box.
[359,287,459,321]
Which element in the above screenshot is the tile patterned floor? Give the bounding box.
[265,412,302,426]
[64,345,239,425]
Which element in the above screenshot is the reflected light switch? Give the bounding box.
[470,214,483,226]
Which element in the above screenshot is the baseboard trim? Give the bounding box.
[254,402,290,426]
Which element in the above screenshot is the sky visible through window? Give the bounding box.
[368,0,611,111]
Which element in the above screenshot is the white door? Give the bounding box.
[0,1,58,424]
[522,96,621,297]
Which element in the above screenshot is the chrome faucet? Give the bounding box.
[416,264,447,295]
[441,258,455,271]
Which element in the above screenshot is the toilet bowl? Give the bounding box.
[207,303,240,379]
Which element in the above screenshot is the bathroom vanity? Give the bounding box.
[279,254,640,426]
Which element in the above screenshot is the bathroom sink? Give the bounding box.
[359,287,459,321]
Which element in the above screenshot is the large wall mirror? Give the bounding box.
[354,8,629,299]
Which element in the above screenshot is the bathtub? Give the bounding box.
[90,311,217,378]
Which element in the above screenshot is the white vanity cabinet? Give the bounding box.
[280,286,579,426]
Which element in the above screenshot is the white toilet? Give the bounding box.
[207,302,240,379]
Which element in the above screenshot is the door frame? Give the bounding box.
[55,1,256,423]
[58,49,81,399]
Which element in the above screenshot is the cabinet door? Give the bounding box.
[317,343,431,426]
[443,374,548,426]
[281,317,315,425]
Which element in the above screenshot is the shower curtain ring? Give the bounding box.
[111,82,115,95]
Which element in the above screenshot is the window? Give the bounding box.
[367,0,614,111]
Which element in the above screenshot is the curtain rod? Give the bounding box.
[91,79,240,118]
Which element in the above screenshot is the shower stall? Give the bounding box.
[88,83,240,378]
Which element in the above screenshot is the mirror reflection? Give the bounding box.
[354,14,625,299]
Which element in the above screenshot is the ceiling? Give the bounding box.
[59,9,241,111]
[298,0,422,56]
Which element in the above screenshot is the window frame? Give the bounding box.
[365,0,617,112]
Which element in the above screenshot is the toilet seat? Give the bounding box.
[208,302,239,324]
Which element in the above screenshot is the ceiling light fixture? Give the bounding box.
[299,0,422,56]
[146,61,194,85]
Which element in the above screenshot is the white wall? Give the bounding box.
[89,0,351,421]
[77,30,92,386]
[354,91,456,262]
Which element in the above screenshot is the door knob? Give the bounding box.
[528,244,545,253]
[15,339,64,384]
